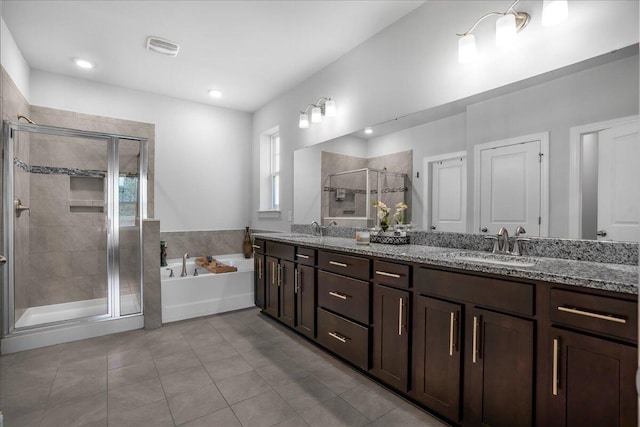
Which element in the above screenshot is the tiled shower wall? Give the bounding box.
[160,229,249,260]
[321,150,412,227]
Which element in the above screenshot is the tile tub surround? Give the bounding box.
[160,229,251,260]
[144,220,162,329]
[290,225,639,266]
[0,308,448,427]
[264,232,639,295]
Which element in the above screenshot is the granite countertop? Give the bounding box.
[254,233,639,295]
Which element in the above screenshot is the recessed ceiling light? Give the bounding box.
[364,128,373,135]
[208,89,222,99]
[74,58,94,69]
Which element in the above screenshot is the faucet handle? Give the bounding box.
[514,226,526,237]
[484,235,500,254]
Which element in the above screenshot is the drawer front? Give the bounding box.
[266,242,295,261]
[318,270,370,324]
[415,268,534,316]
[317,308,369,370]
[318,251,370,280]
[295,247,316,266]
[252,238,266,255]
[373,260,410,289]
[550,288,637,342]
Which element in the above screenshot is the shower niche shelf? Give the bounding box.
[69,176,105,213]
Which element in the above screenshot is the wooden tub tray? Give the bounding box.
[195,258,238,274]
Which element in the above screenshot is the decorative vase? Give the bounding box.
[243,226,252,258]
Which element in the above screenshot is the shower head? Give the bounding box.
[17,114,36,124]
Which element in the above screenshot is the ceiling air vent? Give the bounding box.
[146,37,180,57]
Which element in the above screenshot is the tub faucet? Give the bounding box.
[181,254,190,277]
[166,268,174,278]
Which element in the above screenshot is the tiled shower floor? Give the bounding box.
[0,308,449,427]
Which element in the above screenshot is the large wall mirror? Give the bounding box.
[294,46,639,242]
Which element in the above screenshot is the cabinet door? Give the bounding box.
[264,256,279,318]
[279,260,296,328]
[295,264,315,339]
[412,295,462,422]
[548,327,637,427]
[372,285,410,392]
[466,308,533,427]
[254,254,265,309]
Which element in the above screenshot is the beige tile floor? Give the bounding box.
[0,308,450,427]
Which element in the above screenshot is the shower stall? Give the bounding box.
[1,121,147,351]
[323,167,409,228]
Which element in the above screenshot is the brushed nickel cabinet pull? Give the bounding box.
[296,254,310,259]
[277,264,282,287]
[557,306,626,324]
[398,298,404,336]
[449,312,455,356]
[376,270,401,279]
[329,261,348,267]
[271,262,275,285]
[552,338,559,396]
[294,269,300,294]
[258,258,262,280]
[328,291,349,300]
[472,316,479,364]
[328,332,347,343]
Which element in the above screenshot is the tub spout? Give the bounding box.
[181,254,190,277]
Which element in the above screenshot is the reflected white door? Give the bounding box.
[432,157,467,232]
[597,120,639,242]
[479,140,541,235]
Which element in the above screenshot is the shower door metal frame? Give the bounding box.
[1,121,148,337]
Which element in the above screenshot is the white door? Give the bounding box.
[479,140,542,235]
[597,120,639,242]
[431,157,467,232]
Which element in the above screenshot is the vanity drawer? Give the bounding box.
[266,242,295,261]
[252,238,265,255]
[318,251,370,281]
[550,289,637,342]
[374,260,410,289]
[318,270,370,324]
[415,268,534,316]
[317,308,369,370]
[295,247,316,266]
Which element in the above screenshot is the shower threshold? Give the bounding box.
[15,294,141,329]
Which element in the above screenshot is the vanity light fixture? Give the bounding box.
[298,97,336,129]
[458,0,569,63]
[74,58,94,69]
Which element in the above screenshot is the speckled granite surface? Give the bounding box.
[258,233,638,295]
[290,225,639,266]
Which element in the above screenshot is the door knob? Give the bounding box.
[430,226,436,230]
[0,255,6,265]
[596,230,607,237]
[481,228,488,233]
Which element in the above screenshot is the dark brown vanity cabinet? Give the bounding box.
[412,295,463,423]
[371,260,411,393]
[264,242,295,323]
[317,250,371,370]
[415,268,535,427]
[253,239,265,309]
[294,247,316,339]
[546,288,638,427]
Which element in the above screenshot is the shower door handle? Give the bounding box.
[0,255,6,266]
[14,199,31,217]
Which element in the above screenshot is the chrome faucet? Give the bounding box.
[497,227,510,253]
[512,226,530,256]
[328,220,338,226]
[311,221,322,237]
[181,253,190,277]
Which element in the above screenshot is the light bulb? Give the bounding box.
[542,0,568,26]
[208,89,222,98]
[496,14,517,48]
[324,99,336,117]
[299,112,309,129]
[458,34,477,64]
[364,128,373,135]
[311,106,322,123]
[74,58,94,69]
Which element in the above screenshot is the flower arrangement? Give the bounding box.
[373,201,409,231]
[393,202,408,225]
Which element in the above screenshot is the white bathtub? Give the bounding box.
[161,254,254,323]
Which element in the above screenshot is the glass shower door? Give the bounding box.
[10,128,111,329]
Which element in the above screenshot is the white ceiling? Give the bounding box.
[2,0,425,112]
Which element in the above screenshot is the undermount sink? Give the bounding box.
[445,252,539,268]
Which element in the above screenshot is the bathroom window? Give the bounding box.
[270,133,280,210]
[119,176,138,226]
